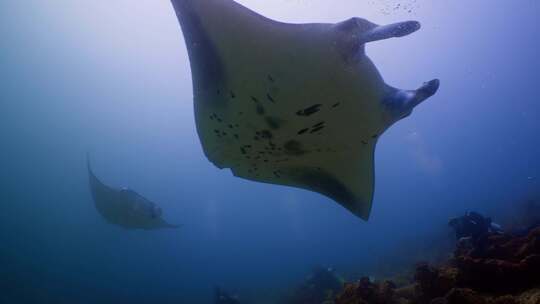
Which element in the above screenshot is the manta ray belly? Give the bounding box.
[172,0,439,219]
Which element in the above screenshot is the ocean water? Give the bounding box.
[1,0,539,303]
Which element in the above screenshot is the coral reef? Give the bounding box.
[453,227,540,294]
[335,227,540,304]
[335,277,403,304]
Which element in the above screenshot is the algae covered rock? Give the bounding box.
[334,226,540,304]
[335,277,404,304]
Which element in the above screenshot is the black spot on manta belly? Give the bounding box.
[284,140,307,156]
[297,128,309,135]
[310,126,325,133]
[260,130,273,139]
[296,104,322,116]
[265,116,281,130]
[256,104,265,115]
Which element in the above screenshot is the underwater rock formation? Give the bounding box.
[413,263,458,302]
[286,267,345,304]
[334,226,540,304]
[453,226,540,293]
[335,277,402,304]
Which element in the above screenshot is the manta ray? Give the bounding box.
[171,0,439,220]
[87,156,179,229]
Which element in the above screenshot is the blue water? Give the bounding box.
[1,1,539,303]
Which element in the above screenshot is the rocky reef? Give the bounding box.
[285,267,345,304]
[334,226,540,304]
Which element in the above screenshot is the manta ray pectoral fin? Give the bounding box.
[285,150,375,220]
[384,79,440,120]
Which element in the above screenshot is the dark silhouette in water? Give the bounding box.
[87,155,179,230]
[509,199,540,236]
[286,266,344,303]
[214,287,241,304]
[448,211,502,242]
[522,200,540,233]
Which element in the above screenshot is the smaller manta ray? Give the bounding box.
[87,155,179,230]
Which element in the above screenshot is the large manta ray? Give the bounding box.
[170,0,439,220]
[87,156,179,230]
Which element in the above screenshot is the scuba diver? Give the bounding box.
[448,211,503,242]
